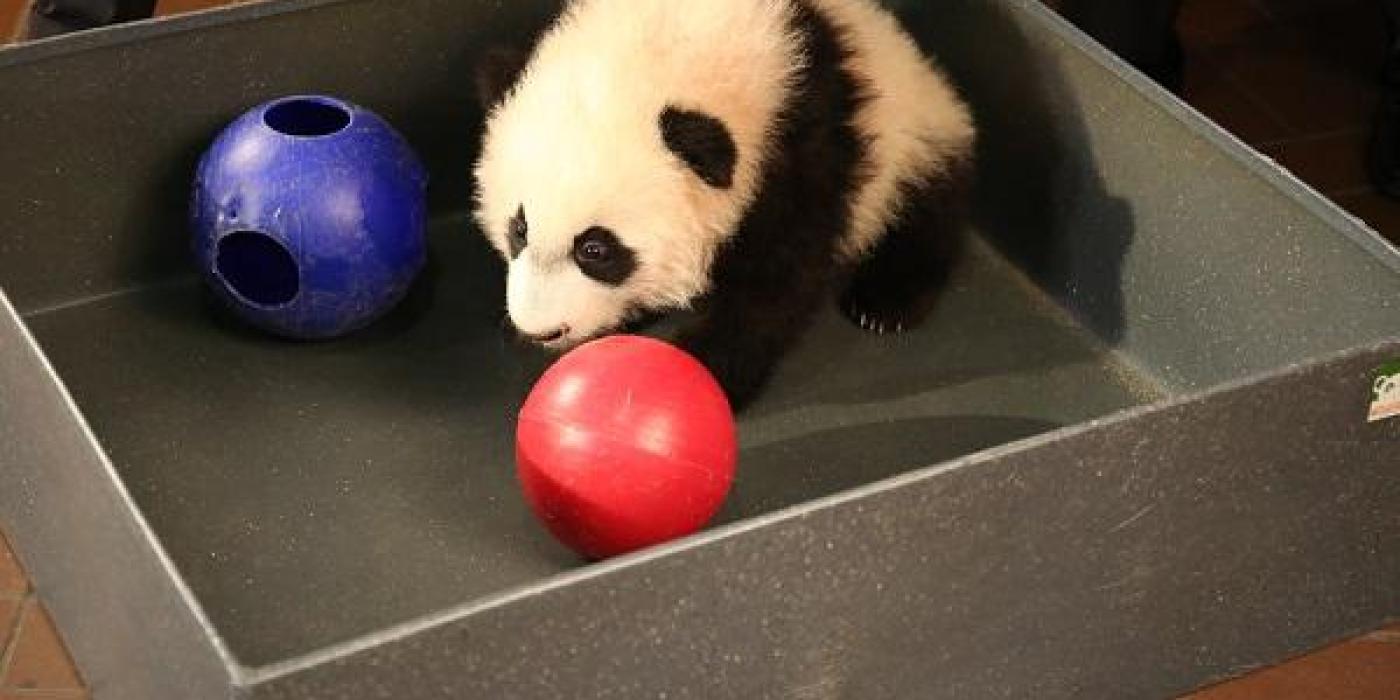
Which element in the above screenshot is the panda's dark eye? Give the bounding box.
[572,227,636,286]
[507,206,528,258]
[578,239,610,262]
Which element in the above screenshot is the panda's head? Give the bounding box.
[475,104,738,347]
[470,19,776,349]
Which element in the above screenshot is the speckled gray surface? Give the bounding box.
[0,0,1398,698]
[23,225,1151,666]
[251,340,1400,700]
[0,295,238,700]
[895,0,1400,392]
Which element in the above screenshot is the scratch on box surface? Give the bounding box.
[1108,503,1157,533]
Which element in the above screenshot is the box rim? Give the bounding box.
[0,289,254,685]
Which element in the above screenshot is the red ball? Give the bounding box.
[516,335,737,560]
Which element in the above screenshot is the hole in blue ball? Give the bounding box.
[264,99,351,137]
[216,231,300,308]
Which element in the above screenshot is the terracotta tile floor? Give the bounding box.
[0,0,1397,698]
[1166,0,1400,248]
[0,531,85,699]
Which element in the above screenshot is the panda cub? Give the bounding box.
[473,0,976,410]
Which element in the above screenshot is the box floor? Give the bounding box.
[22,218,1161,667]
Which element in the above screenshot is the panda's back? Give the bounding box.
[808,0,976,259]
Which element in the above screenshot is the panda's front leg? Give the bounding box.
[676,301,813,412]
[675,258,833,412]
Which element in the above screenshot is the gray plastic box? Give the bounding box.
[1,1,1397,698]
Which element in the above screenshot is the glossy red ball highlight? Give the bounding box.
[516,335,737,559]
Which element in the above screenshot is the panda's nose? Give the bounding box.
[522,326,569,344]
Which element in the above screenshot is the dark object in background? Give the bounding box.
[1061,0,1400,203]
[16,0,156,40]
[1370,0,1400,198]
[1059,0,1186,95]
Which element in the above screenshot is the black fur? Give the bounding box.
[677,3,972,410]
[674,1,873,410]
[508,205,528,258]
[474,1,971,411]
[475,48,534,111]
[473,4,568,110]
[842,153,972,334]
[573,227,638,286]
[660,107,739,189]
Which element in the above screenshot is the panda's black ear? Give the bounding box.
[475,47,533,110]
[660,107,737,189]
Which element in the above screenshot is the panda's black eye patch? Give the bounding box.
[507,206,528,258]
[572,227,636,286]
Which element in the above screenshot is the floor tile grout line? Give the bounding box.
[1245,0,1279,23]
[1187,40,1305,141]
[1193,3,1375,141]
[1255,125,1371,149]
[1222,67,1307,137]
[0,594,33,686]
[1179,0,1277,44]
[1323,185,1381,199]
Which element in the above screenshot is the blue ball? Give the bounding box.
[191,95,428,339]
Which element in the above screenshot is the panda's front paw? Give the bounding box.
[841,286,919,336]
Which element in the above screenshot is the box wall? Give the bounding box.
[0,0,559,314]
[0,293,240,700]
[896,0,1400,390]
[252,339,1400,699]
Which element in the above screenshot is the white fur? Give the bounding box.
[474,0,974,343]
[811,0,976,259]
